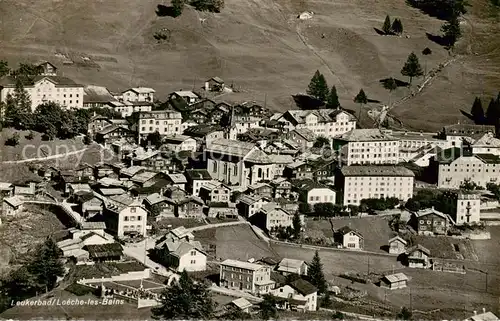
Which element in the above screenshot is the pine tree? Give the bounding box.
[28,238,65,293]
[171,0,184,17]
[258,294,278,320]
[441,13,462,49]
[354,89,368,123]
[391,18,403,35]
[401,52,424,87]
[486,98,500,127]
[307,70,329,101]
[152,270,215,319]
[470,97,484,124]
[326,85,340,109]
[382,15,392,34]
[0,60,9,77]
[383,78,398,107]
[421,47,432,75]
[4,80,33,129]
[308,250,327,294]
[292,212,302,239]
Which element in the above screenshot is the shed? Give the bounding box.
[84,243,123,262]
[388,236,407,254]
[380,273,408,290]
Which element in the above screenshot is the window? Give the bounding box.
[137,216,142,221]
[131,207,136,213]
[124,216,129,221]
[213,161,218,173]
[191,250,196,256]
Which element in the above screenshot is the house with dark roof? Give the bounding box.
[334,226,364,250]
[95,124,135,146]
[277,109,356,138]
[199,181,231,204]
[83,85,116,108]
[441,124,496,147]
[102,195,147,238]
[411,207,451,235]
[271,278,318,312]
[207,202,238,219]
[185,169,213,196]
[205,76,225,92]
[405,244,431,268]
[84,243,124,262]
[288,128,316,150]
[143,192,175,218]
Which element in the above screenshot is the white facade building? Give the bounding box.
[455,193,481,225]
[163,135,197,152]
[339,166,415,206]
[277,109,356,137]
[0,62,84,111]
[104,195,147,238]
[234,116,262,135]
[122,87,155,102]
[138,110,183,138]
[471,132,500,156]
[334,129,400,165]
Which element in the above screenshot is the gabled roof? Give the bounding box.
[291,128,316,142]
[474,153,500,164]
[434,147,469,164]
[85,243,123,259]
[388,235,407,245]
[289,279,317,295]
[164,135,195,144]
[81,221,106,230]
[337,226,363,238]
[165,240,205,258]
[173,91,199,99]
[124,87,155,94]
[144,192,169,206]
[206,139,255,158]
[231,298,253,310]
[3,196,23,207]
[97,124,131,136]
[221,259,265,271]
[382,273,408,283]
[406,244,430,256]
[277,258,307,272]
[185,169,212,181]
[167,173,187,184]
[209,76,224,84]
[131,171,159,184]
[120,166,147,177]
[84,85,115,103]
[414,207,448,220]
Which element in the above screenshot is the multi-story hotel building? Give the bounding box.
[0,62,84,111]
[219,259,275,294]
[337,165,414,206]
[138,110,183,138]
[277,109,356,137]
[333,129,400,165]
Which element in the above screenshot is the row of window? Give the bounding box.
[419,220,445,225]
[141,127,180,132]
[351,153,398,158]
[443,168,497,173]
[347,193,410,199]
[308,195,335,202]
[124,215,142,221]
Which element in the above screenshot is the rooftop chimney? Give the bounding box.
[483,308,486,314]
[474,311,477,315]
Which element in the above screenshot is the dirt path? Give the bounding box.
[295,22,349,93]
[0,147,89,164]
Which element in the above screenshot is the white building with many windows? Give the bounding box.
[277,109,356,137]
[435,149,500,189]
[138,110,183,138]
[0,62,84,111]
[122,87,155,102]
[102,195,147,238]
[338,166,414,206]
[334,129,399,165]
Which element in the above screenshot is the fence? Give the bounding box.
[432,261,466,274]
[77,268,151,284]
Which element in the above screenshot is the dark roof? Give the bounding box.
[435,147,470,164]
[85,243,123,259]
[185,169,212,181]
[184,124,223,137]
[84,85,115,103]
[406,244,430,256]
[475,154,500,164]
[289,279,317,295]
[337,226,363,238]
[443,124,495,136]
[209,202,231,208]
[271,271,286,285]
[33,75,83,87]
[340,165,415,177]
[259,256,280,265]
[77,192,96,203]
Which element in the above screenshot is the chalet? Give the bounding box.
[405,244,431,268]
[188,109,210,124]
[169,91,201,105]
[0,182,13,201]
[185,169,213,196]
[95,124,134,146]
[74,163,95,181]
[293,179,336,205]
[156,226,195,248]
[13,182,37,198]
[251,205,299,233]
[2,196,24,216]
[120,165,146,179]
[122,87,155,103]
[128,149,167,172]
[283,161,313,180]
[236,194,270,218]
[184,124,225,145]
[131,171,168,188]
[102,195,148,238]
[289,128,316,150]
[276,258,308,276]
[67,183,92,197]
[176,196,204,218]
[205,77,225,92]
[380,273,408,290]
[143,193,175,218]
[335,226,363,250]
[157,240,207,272]
[94,163,117,179]
[207,202,238,219]
[163,135,197,152]
[199,181,231,204]
[388,236,407,254]
[83,85,116,109]
[87,115,113,137]
[268,154,295,177]
[272,279,318,312]
[165,173,187,190]
[270,178,292,198]
[247,182,273,198]
[226,298,254,314]
[412,207,450,235]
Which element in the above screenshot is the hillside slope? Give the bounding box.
[0,0,499,130]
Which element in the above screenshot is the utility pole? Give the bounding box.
[367,257,370,275]
[409,287,413,312]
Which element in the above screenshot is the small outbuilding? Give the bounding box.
[388,235,407,254]
[380,273,409,290]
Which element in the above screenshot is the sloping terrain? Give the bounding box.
[0,0,499,130]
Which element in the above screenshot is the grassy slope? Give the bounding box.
[2,0,498,130]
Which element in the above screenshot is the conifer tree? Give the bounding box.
[383,78,398,107]
[401,52,424,87]
[28,238,65,293]
[421,47,432,75]
[470,97,484,124]
[441,13,462,48]
[152,270,215,319]
[382,15,392,34]
[391,18,403,35]
[354,89,368,122]
[486,98,500,127]
[308,250,327,294]
[307,70,329,101]
[171,0,184,17]
[292,212,302,239]
[326,85,340,109]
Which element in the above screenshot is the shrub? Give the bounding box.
[25,131,34,140]
[5,133,20,146]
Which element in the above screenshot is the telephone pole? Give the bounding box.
[367,257,370,275]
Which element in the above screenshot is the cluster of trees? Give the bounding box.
[469,93,500,129]
[311,203,360,218]
[359,197,400,212]
[171,0,225,16]
[382,15,404,35]
[306,70,340,108]
[0,238,65,313]
[407,0,469,20]
[486,183,500,200]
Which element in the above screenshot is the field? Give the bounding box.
[193,224,278,261]
[0,128,86,162]
[0,0,499,130]
[307,216,396,252]
[0,204,67,277]
[0,289,153,320]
